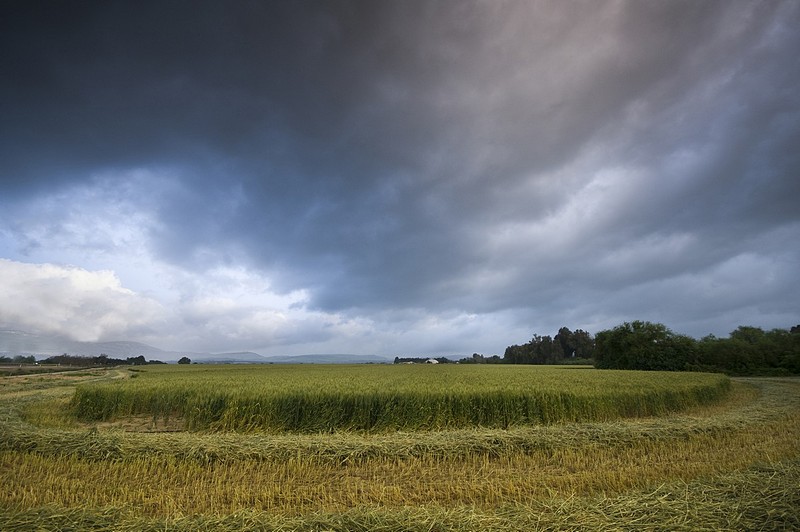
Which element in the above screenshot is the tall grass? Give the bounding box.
[70,365,730,432]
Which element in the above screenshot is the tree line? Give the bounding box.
[1,353,194,366]
[0,354,37,365]
[594,321,800,375]
[35,354,168,366]
[503,327,595,365]
[501,322,800,375]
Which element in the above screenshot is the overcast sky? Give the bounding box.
[1,1,798,356]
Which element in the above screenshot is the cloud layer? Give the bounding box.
[1,1,798,355]
[0,259,164,342]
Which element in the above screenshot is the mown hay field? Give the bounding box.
[1,365,799,530]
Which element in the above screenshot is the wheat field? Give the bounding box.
[1,365,798,530]
[70,364,730,432]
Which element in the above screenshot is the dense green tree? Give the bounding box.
[730,326,767,344]
[177,356,191,365]
[554,327,595,359]
[594,321,696,371]
[532,334,563,364]
[457,353,502,364]
[556,327,572,356]
[504,326,595,365]
[503,344,527,364]
[694,326,800,375]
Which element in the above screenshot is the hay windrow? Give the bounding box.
[1,460,797,531]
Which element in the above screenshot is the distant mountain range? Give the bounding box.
[0,329,393,364]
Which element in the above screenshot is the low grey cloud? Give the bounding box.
[0,259,166,342]
[1,1,798,355]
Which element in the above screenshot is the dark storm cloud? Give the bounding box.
[1,0,799,346]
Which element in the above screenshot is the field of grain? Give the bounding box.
[69,364,730,432]
[1,365,798,530]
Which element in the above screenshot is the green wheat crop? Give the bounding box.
[69,364,730,432]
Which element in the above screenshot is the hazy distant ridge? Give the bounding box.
[0,330,391,364]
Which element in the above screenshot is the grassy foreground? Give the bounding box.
[1,366,798,530]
